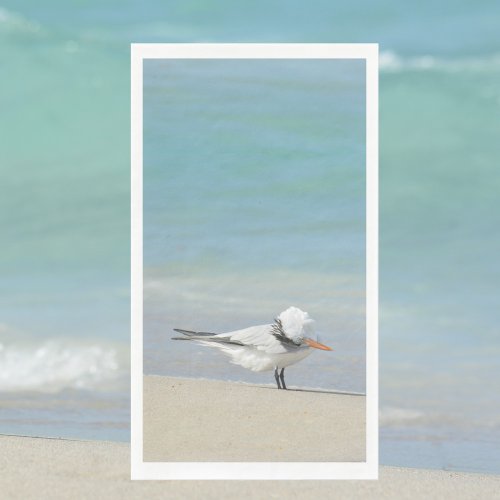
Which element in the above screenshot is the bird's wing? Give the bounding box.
[215,324,295,354]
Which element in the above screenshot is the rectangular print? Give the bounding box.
[132,43,378,480]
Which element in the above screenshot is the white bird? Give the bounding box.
[172,306,332,389]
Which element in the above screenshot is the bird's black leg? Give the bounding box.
[279,368,287,390]
[274,367,282,389]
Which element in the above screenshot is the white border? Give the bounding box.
[131,43,378,480]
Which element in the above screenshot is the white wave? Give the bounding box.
[0,7,43,36]
[0,340,124,393]
[379,406,424,426]
[380,50,500,73]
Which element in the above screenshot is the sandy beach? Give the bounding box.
[2,376,499,498]
[1,434,500,499]
[143,375,366,462]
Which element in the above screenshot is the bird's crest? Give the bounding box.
[271,317,301,346]
[272,306,316,345]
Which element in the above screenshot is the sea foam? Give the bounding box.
[0,340,124,393]
[379,50,500,73]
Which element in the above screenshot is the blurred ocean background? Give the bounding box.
[1,0,500,474]
[143,58,366,395]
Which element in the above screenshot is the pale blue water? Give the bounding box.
[143,58,366,394]
[1,0,500,474]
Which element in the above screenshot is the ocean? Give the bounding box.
[1,0,500,474]
[143,57,367,396]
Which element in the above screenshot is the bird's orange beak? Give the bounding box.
[304,338,333,351]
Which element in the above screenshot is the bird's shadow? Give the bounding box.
[256,385,365,396]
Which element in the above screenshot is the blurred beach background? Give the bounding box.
[1,0,500,475]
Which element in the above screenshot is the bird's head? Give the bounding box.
[273,306,332,350]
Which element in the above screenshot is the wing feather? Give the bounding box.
[215,324,294,354]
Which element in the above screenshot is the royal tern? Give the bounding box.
[172,306,332,389]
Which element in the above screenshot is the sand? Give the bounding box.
[1,435,500,499]
[2,376,499,498]
[143,375,366,462]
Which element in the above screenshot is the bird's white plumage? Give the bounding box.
[199,338,312,372]
[277,306,315,340]
[182,306,320,372]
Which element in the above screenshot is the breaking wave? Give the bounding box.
[380,50,500,73]
[0,6,43,36]
[0,339,126,393]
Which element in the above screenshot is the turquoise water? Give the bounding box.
[1,0,500,473]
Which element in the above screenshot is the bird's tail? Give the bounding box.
[171,329,245,347]
[171,328,218,340]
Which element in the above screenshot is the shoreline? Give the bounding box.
[2,434,500,499]
[145,373,366,396]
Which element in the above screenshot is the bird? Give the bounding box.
[172,306,332,389]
